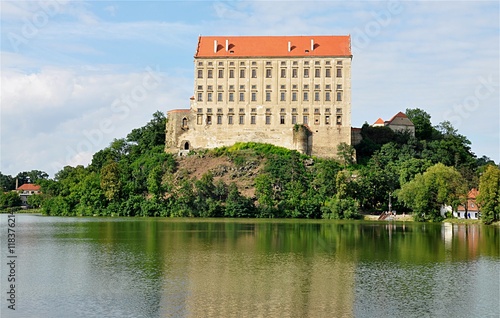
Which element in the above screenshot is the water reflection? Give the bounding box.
[1,215,498,318]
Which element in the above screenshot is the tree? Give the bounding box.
[0,191,22,208]
[405,108,434,140]
[398,163,467,221]
[100,162,122,201]
[477,165,500,224]
[0,173,15,191]
[337,142,355,166]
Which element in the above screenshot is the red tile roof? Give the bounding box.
[373,118,385,125]
[195,35,352,58]
[17,184,41,191]
[387,112,409,124]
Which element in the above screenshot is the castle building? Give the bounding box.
[165,35,352,157]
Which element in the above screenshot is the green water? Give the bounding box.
[1,215,499,317]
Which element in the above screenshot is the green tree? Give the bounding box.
[0,191,22,208]
[405,108,434,140]
[0,173,15,191]
[476,165,500,224]
[398,163,467,221]
[100,162,122,201]
[337,142,355,166]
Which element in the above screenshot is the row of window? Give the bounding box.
[197,67,342,79]
[198,60,343,67]
[199,84,342,90]
[198,107,343,114]
[197,91,342,102]
[197,114,343,126]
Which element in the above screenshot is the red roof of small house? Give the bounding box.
[387,112,409,124]
[195,35,352,58]
[457,188,480,212]
[17,184,41,191]
[373,118,385,125]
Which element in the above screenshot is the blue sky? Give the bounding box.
[1,0,499,177]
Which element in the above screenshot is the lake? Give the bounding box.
[1,214,499,317]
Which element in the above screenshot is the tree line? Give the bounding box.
[1,109,498,224]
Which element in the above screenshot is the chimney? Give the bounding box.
[15,178,18,190]
[311,39,314,51]
[225,39,229,52]
[288,41,291,52]
[214,40,218,53]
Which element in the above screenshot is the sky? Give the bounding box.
[1,0,499,178]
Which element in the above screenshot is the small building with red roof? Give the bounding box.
[455,188,480,219]
[16,183,41,206]
[370,112,415,136]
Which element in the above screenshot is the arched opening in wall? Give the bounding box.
[183,141,190,150]
[181,117,188,129]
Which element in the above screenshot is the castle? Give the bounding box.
[165,35,352,157]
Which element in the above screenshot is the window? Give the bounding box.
[292,84,298,89]
[265,108,271,113]
[325,68,331,78]
[314,108,320,114]
[229,85,235,90]
[281,69,286,78]
[315,84,320,90]
[229,61,234,66]
[206,115,212,125]
[325,108,331,113]
[251,108,256,113]
[239,108,244,113]
[197,114,203,125]
[315,68,321,78]
[292,92,297,101]
[280,115,285,125]
[198,62,203,66]
[207,85,213,91]
[336,68,342,78]
[292,68,298,78]
[304,84,309,89]
[280,91,286,101]
[304,68,309,78]
[197,93,203,102]
[197,85,203,90]
[239,85,245,90]
[265,115,271,125]
[281,61,286,66]
[229,92,234,102]
[197,69,203,78]
[293,61,298,66]
[228,115,233,124]
[292,108,297,113]
[207,92,212,102]
[337,84,342,89]
[251,85,257,89]
[336,108,342,114]
[314,116,320,125]
[266,91,271,101]
[325,115,330,125]
[218,92,223,102]
[229,69,235,78]
[266,61,271,66]
[336,115,342,125]
[228,108,234,113]
[207,108,212,113]
[326,61,331,65]
[207,70,213,78]
[217,108,222,113]
[218,69,224,78]
[217,115,223,124]
[266,85,271,89]
[240,61,245,66]
[303,91,309,101]
[240,69,245,78]
[337,60,343,65]
[266,69,272,78]
[326,84,331,89]
[239,92,245,102]
[292,115,297,124]
[280,108,285,113]
[218,61,223,66]
[337,91,342,101]
[239,115,244,124]
[251,61,256,66]
[303,115,308,125]
[251,115,256,124]
[251,69,257,78]
[303,108,308,113]
[208,62,213,66]
[251,92,257,101]
[304,61,309,65]
[314,92,320,101]
[280,85,286,89]
[315,61,320,65]
[197,108,203,113]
